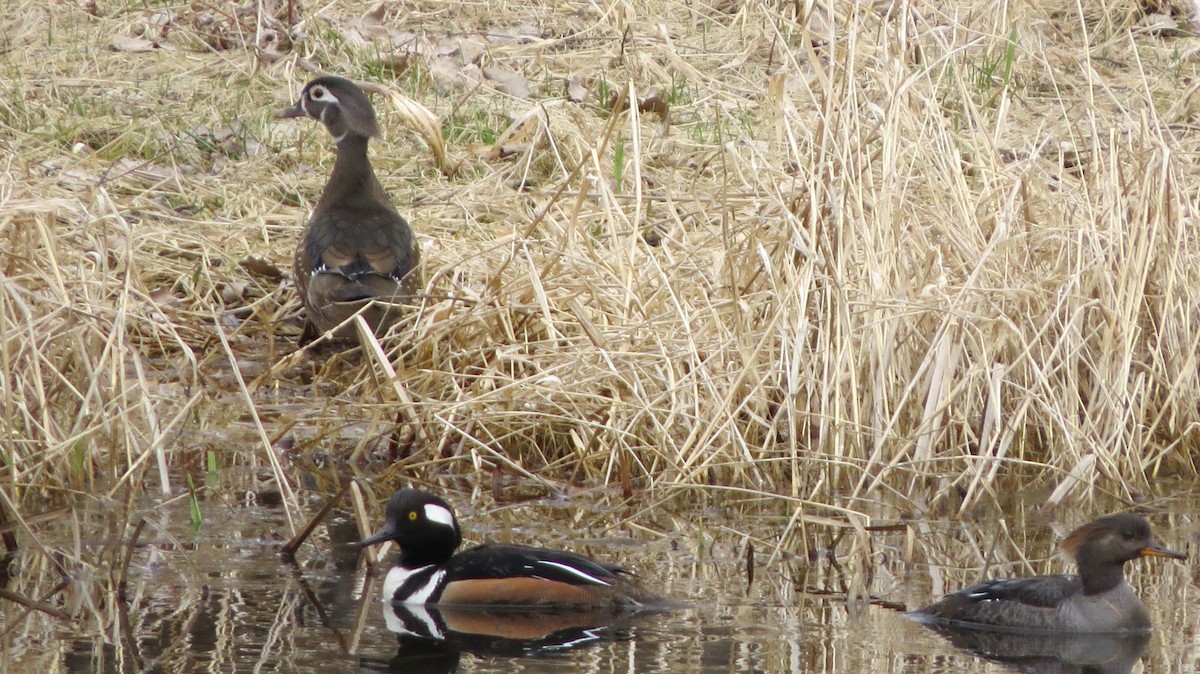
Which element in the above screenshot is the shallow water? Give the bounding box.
[1,481,1196,674]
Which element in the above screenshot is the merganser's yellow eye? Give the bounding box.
[408,511,418,521]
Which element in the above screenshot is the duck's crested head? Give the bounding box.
[278,76,380,142]
[361,489,463,564]
[1062,513,1187,567]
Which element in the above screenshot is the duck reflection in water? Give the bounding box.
[379,603,648,672]
[920,625,1150,674]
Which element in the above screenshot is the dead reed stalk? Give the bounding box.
[2,0,1198,524]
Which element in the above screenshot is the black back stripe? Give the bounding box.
[446,544,623,587]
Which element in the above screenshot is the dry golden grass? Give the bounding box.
[2,0,1200,525]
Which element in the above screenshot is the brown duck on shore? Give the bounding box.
[278,76,420,342]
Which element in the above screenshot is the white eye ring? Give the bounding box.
[307,85,339,106]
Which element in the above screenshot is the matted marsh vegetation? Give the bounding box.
[3,0,1200,532]
[4,2,1200,668]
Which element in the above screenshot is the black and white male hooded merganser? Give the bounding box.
[277,76,421,341]
[911,513,1187,633]
[360,489,669,610]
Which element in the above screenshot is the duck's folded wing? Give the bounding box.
[448,544,622,586]
[954,574,1082,608]
[305,208,418,282]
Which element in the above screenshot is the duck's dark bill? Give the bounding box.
[361,525,395,547]
[276,104,305,119]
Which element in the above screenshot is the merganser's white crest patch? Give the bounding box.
[535,560,612,586]
[424,504,456,528]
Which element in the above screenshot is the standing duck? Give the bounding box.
[278,76,420,341]
[361,489,671,610]
[910,513,1187,633]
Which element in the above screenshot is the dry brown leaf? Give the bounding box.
[114,158,184,190]
[1138,12,1184,36]
[566,77,589,103]
[390,31,424,53]
[363,2,387,23]
[87,234,130,268]
[480,143,532,160]
[638,91,670,120]
[219,282,249,305]
[338,26,370,48]
[111,35,158,52]
[56,166,97,191]
[239,255,285,281]
[346,14,389,42]
[483,65,530,99]
[428,56,460,91]
[607,89,670,120]
[483,23,543,45]
[377,53,414,77]
[148,288,181,309]
[433,37,486,66]
[429,57,484,93]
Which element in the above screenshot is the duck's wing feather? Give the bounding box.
[910,574,1083,631]
[302,207,418,283]
[427,544,665,609]
[952,574,1082,608]
[446,544,625,587]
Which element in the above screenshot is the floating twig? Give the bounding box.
[117,518,146,603]
[280,481,353,562]
[0,587,71,621]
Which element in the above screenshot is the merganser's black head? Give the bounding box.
[361,489,462,567]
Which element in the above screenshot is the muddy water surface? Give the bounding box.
[1,480,1196,673]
